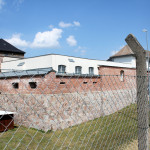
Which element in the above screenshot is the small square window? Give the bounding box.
[93,82,97,84]
[60,82,65,84]
[12,82,19,89]
[17,62,25,66]
[68,59,75,62]
[83,82,87,84]
[29,82,37,89]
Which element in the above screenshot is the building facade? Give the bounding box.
[0,39,137,131]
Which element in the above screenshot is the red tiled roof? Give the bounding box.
[109,45,150,60]
[110,45,134,58]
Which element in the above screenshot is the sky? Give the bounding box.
[0,0,150,60]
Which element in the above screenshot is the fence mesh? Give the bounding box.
[0,68,144,150]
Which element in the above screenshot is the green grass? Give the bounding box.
[0,104,137,150]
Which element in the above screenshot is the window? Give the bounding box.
[68,58,75,62]
[29,82,37,89]
[58,65,66,74]
[93,82,97,84]
[120,70,124,81]
[12,82,19,89]
[75,66,82,74]
[60,82,65,84]
[17,62,25,66]
[89,67,94,75]
[83,82,87,84]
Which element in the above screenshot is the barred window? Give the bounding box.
[75,66,82,74]
[58,65,66,74]
[89,67,94,75]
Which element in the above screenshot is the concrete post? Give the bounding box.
[125,34,149,150]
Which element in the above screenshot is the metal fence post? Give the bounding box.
[125,34,149,150]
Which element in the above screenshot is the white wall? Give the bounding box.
[1,54,135,74]
[3,57,21,62]
[2,55,53,72]
[112,56,136,67]
[51,55,135,75]
[51,55,101,75]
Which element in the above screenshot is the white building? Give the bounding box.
[108,45,150,70]
[1,54,135,75]
[0,39,136,74]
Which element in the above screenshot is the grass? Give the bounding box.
[0,104,137,150]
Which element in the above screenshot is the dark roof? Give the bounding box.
[0,67,54,78]
[0,39,25,54]
[108,45,150,60]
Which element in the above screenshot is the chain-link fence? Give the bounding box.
[0,68,147,149]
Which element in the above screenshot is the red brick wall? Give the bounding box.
[0,67,136,94]
[98,66,136,76]
[0,67,137,131]
[0,72,102,94]
[98,66,136,91]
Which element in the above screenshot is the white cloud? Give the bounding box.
[66,35,77,46]
[31,28,63,48]
[18,0,24,4]
[5,34,29,47]
[13,0,24,5]
[73,21,80,27]
[80,50,86,55]
[119,45,125,49]
[0,0,5,10]
[59,21,80,28]
[13,0,25,10]
[49,25,54,29]
[74,46,86,55]
[59,21,72,28]
[5,28,63,49]
[111,50,118,55]
[111,45,125,55]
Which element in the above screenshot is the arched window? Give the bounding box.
[120,70,124,81]
[89,67,94,75]
[75,66,82,74]
[58,65,66,74]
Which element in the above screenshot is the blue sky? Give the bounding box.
[0,0,150,60]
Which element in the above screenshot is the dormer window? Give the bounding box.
[58,65,66,74]
[17,62,25,66]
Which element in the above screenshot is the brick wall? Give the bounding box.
[0,67,136,131]
[98,66,136,76]
[0,72,102,94]
[98,66,136,91]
